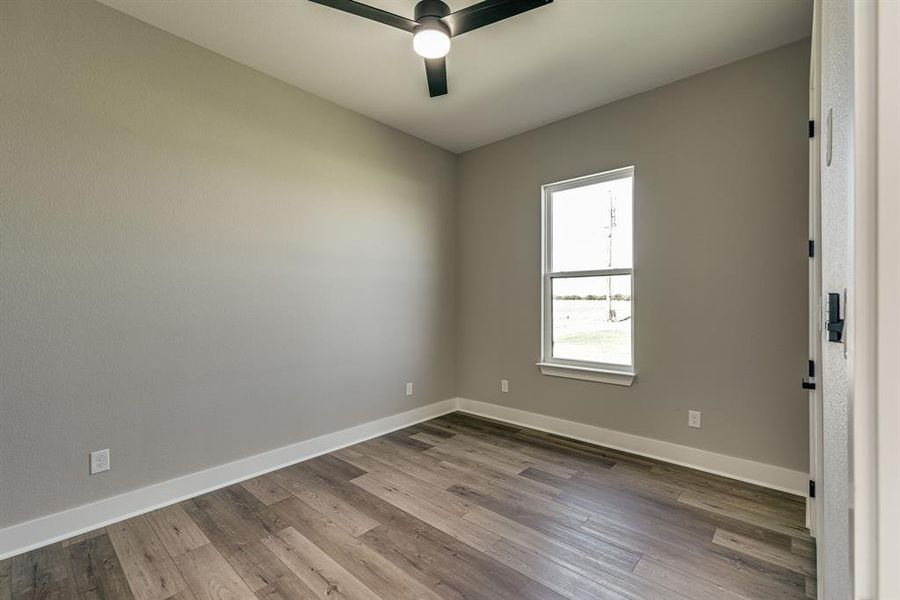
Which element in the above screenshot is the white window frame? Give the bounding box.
[538,166,636,386]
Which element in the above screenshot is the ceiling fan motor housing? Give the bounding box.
[415,0,451,22]
[414,0,451,40]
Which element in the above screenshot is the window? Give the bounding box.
[540,167,635,385]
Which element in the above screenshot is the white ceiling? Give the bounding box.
[97,0,812,153]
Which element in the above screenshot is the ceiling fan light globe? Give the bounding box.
[413,29,450,59]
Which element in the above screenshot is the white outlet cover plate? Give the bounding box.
[90,449,110,474]
[406,383,413,396]
[688,410,702,428]
[501,380,509,392]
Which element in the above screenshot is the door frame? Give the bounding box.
[851,1,900,597]
[851,0,877,595]
[873,1,900,593]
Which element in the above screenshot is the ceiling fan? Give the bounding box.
[308,0,553,97]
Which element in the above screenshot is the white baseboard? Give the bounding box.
[0,398,458,561]
[456,398,808,497]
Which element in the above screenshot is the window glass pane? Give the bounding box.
[552,275,632,365]
[550,176,632,272]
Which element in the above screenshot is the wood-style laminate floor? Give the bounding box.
[0,412,816,600]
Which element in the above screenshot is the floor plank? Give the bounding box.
[269,468,379,537]
[351,473,500,551]
[183,489,289,592]
[176,544,255,600]
[9,544,77,599]
[106,516,188,600]
[677,492,812,540]
[146,504,211,558]
[261,527,380,600]
[632,555,748,600]
[413,431,577,479]
[216,542,286,593]
[266,496,445,600]
[241,476,293,507]
[713,529,816,577]
[67,533,136,599]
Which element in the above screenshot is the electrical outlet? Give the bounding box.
[406,382,413,396]
[501,379,509,393]
[90,449,110,474]
[688,410,702,429]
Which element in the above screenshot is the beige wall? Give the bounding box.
[456,40,811,472]
[0,0,456,527]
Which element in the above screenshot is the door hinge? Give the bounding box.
[808,120,815,138]
[809,480,816,498]
[802,360,816,390]
[808,240,815,257]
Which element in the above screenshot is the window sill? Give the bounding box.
[536,362,636,386]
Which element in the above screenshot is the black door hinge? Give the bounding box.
[809,120,815,138]
[808,240,815,258]
[809,480,816,498]
[802,360,816,390]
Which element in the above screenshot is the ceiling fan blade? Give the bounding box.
[442,0,552,37]
[424,57,448,97]
[308,0,417,33]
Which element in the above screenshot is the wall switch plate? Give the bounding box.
[406,382,413,396]
[501,379,509,393]
[688,410,702,429]
[90,449,110,474]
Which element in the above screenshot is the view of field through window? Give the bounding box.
[549,174,633,366]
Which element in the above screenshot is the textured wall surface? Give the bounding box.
[456,40,811,472]
[0,0,456,527]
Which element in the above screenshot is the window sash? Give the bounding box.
[542,271,634,371]
[541,167,635,372]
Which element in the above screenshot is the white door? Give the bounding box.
[819,0,852,597]
[806,0,823,541]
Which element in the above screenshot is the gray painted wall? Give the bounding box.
[0,0,456,527]
[456,40,811,472]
